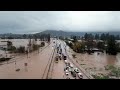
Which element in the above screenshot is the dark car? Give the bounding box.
[71,71,76,77]
[63,56,67,60]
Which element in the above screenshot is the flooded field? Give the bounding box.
[0,39,53,79]
[70,48,120,75]
[0,39,42,48]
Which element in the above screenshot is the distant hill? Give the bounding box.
[35,30,120,37]
[0,30,120,38]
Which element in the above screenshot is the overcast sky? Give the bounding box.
[0,11,120,34]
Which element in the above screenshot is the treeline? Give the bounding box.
[5,40,45,54]
[70,33,120,41]
[64,33,120,55]
[0,33,51,41]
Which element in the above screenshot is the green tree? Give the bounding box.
[72,36,77,42]
[47,34,50,42]
[17,46,25,53]
[95,34,100,40]
[23,34,27,39]
[97,42,105,50]
[84,33,88,40]
[106,35,118,55]
[7,41,13,49]
[41,42,45,47]
[101,33,105,41]
[116,35,120,40]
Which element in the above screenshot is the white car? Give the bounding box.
[78,73,83,79]
[68,67,72,72]
[70,63,73,68]
[65,70,69,76]
[65,60,68,64]
[74,68,79,73]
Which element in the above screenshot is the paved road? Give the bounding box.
[52,39,90,79]
[51,40,79,79]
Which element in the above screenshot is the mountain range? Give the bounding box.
[0,30,120,38]
[36,30,120,37]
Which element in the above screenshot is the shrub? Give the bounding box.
[72,54,76,58]
[41,42,45,47]
[92,74,109,79]
[16,46,25,53]
[33,44,39,51]
[7,46,16,53]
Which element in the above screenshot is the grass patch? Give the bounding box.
[92,74,109,79]
[104,65,116,70]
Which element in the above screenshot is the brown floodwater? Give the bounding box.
[75,52,120,69]
[0,39,54,79]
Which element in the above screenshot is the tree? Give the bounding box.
[7,41,13,49]
[106,35,118,55]
[95,34,100,40]
[101,33,105,41]
[16,46,25,53]
[23,34,27,39]
[33,44,39,51]
[7,36,14,39]
[86,40,93,50]
[72,36,77,42]
[33,34,37,41]
[106,33,110,40]
[116,35,120,40]
[73,42,81,52]
[97,42,105,50]
[84,33,88,40]
[41,42,45,47]
[47,34,50,42]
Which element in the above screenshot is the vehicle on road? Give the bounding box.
[65,70,69,76]
[64,60,68,64]
[55,56,59,63]
[78,73,83,79]
[63,55,67,60]
[59,54,62,60]
[71,71,76,77]
[62,52,67,60]
[68,67,72,72]
[64,66,69,71]
[66,62,70,66]
[74,68,79,73]
[70,63,73,68]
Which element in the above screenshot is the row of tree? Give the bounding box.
[84,33,120,41]
[70,33,120,41]
[65,35,120,55]
[6,40,45,53]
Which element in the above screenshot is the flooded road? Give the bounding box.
[0,40,54,79]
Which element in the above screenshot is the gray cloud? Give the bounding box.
[0,11,120,34]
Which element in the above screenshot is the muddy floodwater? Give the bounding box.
[70,49,120,75]
[0,39,42,48]
[0,39,52,79]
